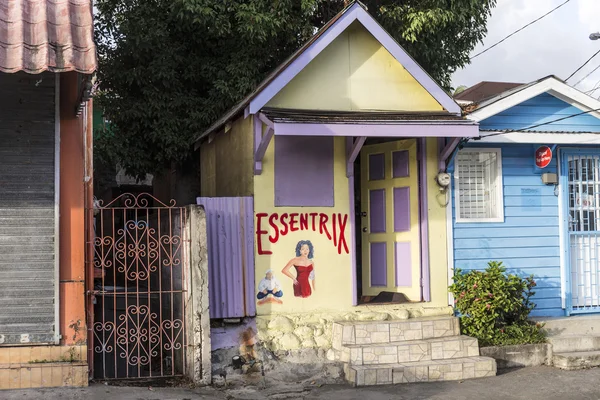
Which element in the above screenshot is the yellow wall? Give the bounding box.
[424,137,449,307]
[266,22,443,112]
[253,136,450,318]
[254,136,353,315]
[0,345,88,389]
[200,116,254,197]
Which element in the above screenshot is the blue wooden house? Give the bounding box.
[447,75,600,317]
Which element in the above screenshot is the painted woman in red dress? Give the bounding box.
[282,240,316,298]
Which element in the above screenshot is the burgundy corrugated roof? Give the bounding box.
[0,0,96,74]
[454,81,522,103]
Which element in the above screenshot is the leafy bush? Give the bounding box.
[449,261,547,347]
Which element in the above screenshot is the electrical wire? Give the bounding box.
[585,79,600,94]
[574,64,600,87]
[471,0,572,59]
[586,85,600,96]
[566,49,600,82]
[474,107,600,140]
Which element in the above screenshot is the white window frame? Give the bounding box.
[454,148,504,223]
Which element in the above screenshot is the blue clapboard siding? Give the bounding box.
[480,93,600,132]
[450,92,600,317]
[451,144,563,317]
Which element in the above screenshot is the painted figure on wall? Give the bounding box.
[282,240,316,298]
[257,269,283,305]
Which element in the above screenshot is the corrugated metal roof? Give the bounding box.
[0,0,96,74]
[263,107,469,123]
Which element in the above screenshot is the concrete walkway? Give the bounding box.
[3,366,600,400]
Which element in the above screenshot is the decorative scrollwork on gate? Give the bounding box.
[95,192,177,210]
[90,193,187,379]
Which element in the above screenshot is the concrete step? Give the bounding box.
[548,335,600,353]
[537,315,600,336]
[332,316,459,350]
[343,356,497,386]
[339,335,480,366]
[553,350,600,370]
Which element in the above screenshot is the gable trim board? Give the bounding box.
[469,76,600,123]
[249,3,459,115]
[194,2,462,147]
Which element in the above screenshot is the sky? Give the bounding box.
[452,0,600,95]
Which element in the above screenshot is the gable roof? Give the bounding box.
[468,75,600,123]
[193,1,460,147]
[454,81,522,104]
[0,0,96,74]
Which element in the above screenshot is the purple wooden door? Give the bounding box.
[196,197,255,319]
[360,140,422,300]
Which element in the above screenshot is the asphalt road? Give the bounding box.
[4,366,600,400]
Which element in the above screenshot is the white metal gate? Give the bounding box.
[566,153,600,313]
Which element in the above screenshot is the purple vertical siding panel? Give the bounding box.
[274,136,334,206]
[392,150,409,177]
[395,242,412,286]
[369,189,386,233]
[369,153,385,181]
[393,187,411,232]
[196,197,255,319]
[370,242,387,286]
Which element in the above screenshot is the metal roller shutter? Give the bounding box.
[0,72,57,344]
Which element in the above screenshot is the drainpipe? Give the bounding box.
[84,99,94,379]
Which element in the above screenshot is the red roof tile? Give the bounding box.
[0,0,96,74]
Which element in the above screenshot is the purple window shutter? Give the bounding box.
[274,136,334,207]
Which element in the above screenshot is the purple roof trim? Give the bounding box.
[194,1,462,146]
[248,3,460,115]
[273,122,479,138]
[354,12,460,115]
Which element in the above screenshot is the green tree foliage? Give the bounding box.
[449,261,547,347]
[95,0,497,178]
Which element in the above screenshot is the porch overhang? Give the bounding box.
[474,131,600,144]
[253,112,479,175]
[272,121,479,138]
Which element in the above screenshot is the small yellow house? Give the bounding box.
[194,1,482,366]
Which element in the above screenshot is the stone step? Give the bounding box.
[553,350,600,370]
[548,335,600,353]
[343,356,497,386]
[332,316,459,350]
[536,315,600,336]
[339,335,480,366]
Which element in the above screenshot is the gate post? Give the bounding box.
[184,205,212,385]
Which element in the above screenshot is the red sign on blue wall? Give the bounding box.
[535,146,552,169]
